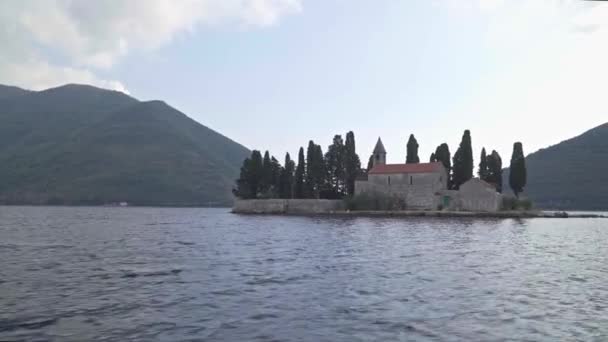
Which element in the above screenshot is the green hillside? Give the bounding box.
[507,123,608,210]
[0,84,249,206]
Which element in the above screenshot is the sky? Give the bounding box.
[1,0,608,166]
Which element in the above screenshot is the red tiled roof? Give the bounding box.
[369,162,443,175]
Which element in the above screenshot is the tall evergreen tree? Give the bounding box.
[325,135,346,197]
[305,141,327,198]
[233,157,253,199]
[294,147,306,198]
[509,142,527,197]
[430,153,436,163]
[313,144,327,198]
[486,150,503,193]
[233,150,264,199]
[367,154,374,172]
[406,134,420,164]
[305,141,316,198]
[452,130,473,189]
[250,150,264,195]
[279,152,295,199]
[478,148,489,181]
[434,143,451,187]
[261,150,272,193]
[269,156,282,197]
[344,131,361,196]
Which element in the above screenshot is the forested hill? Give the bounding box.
[513,123,608,210]
[0,84,249,206]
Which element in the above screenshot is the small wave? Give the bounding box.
[356,289,373,296]
[121,269,183,279]
[245,275,311,286]
[0,243,74,250]
[249,313,279,321]
[245,277,288,285]
[210,289,240,296]
[568,276,587,283]
[0,317,58,332]
[145,222,190,226]
[400,253,423,259]
[176,241,196,246]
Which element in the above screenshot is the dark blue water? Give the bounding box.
[1,206,607,341]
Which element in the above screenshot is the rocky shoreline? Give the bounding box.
[232,199,606,218]
[234,209,607,219]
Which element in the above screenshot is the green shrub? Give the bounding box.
[502,196,533,211]
[519,198,533,210]
[344,193,406,211]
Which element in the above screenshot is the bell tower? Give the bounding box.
[372,137,387,167]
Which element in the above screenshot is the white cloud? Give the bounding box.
[0,0,302,92]
[1,59,130,94]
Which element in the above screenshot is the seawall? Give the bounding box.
[232,200,607,219]
[232,199,345,214]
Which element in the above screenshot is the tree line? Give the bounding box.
[425,130,527,197]
[234,129,528,199]
[233,131,362,200]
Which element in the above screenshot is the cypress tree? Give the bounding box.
[279,152,295,199]
[233,157,253,199]
[234,150,264,199]
[406,134,420,164]
[250,150,264,195]
[325,135,345,197]
[486,150,503,193]
[305,141,316,198]
[478,148,489,181]
[261,150,272,193]
[452,130,473,189]
[430,153,436,163]
[344,131,361,196]
[294,147,306,198]
[509,142,527,197]
[270,156,282,197]
[434,143,451,187]
[313,144,327,198]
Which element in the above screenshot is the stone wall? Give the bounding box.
[356,176,503,212]
[355,171,445,210]
[233,199,345,214]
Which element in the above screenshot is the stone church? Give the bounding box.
[355,138,502,211]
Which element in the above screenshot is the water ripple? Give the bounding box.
[0,207,607,341]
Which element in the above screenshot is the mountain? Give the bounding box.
[508,123,608,210]
[0,85,31,100]
[0,84,249,206]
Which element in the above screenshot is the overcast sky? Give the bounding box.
[2,0,607,164]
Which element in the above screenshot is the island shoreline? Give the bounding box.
[232,209,606,219]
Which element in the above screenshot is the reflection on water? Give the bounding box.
[0,206,607,341]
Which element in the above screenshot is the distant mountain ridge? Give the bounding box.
[0,84,249,206]
[509,122,608,210]
[0,85,31,100]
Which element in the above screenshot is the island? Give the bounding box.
[232,130,606,218]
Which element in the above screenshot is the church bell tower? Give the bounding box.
[372,137,387,167]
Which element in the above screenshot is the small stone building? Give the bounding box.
[440,178,503,212]
[355,137,503,212]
